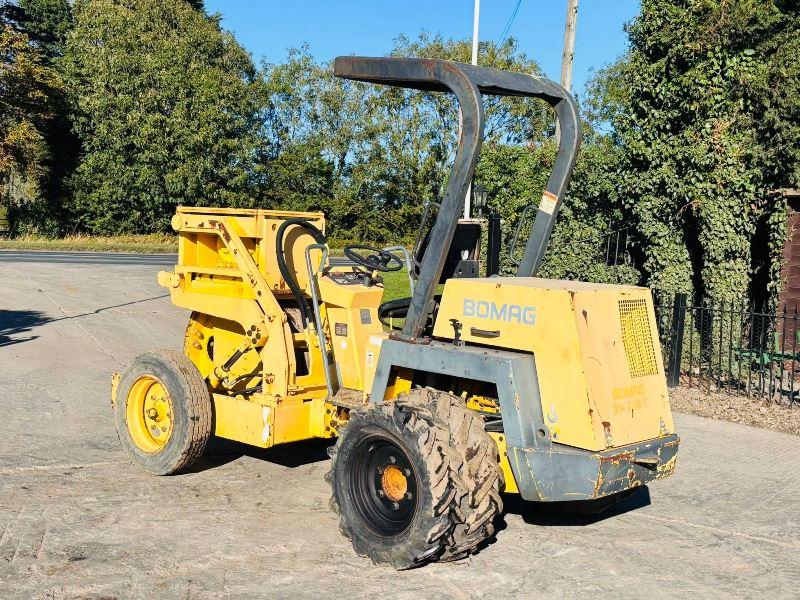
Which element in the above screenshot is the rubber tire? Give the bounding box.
[327,388,503,569]
[114,350,212,475]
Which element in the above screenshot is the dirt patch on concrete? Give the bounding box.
[670,386,800,436]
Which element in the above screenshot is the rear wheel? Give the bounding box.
[327,388,503,569]
[114,349,212,475]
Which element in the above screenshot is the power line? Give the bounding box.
[498,0,523,43]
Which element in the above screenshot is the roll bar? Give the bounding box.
[334,56,581,340]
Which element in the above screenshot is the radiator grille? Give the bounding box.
[618,299,658,377]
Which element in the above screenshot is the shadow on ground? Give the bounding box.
[186,436,332,474]
[469,487,652,556]
[502,486,652,526]
[190,435,651,534]
[0,309,49,347]
[0,295,169,349]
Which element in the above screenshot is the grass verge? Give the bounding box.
[0,234,361,256]
[0,234,177,254]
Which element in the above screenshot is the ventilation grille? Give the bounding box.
[618,299,658,378]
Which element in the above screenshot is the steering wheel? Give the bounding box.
[344,244,403,272]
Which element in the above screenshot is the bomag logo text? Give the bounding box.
[463,299,537,325]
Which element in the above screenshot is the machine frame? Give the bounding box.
[112,56,679,569]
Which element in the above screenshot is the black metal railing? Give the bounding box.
[570,224,634,267]
[657,293,800,406]
[601,226,632,267]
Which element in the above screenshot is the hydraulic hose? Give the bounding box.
[275,218,326,326]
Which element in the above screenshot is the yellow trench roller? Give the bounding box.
[111,55,678,570]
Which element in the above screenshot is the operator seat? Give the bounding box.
[378,219,482,331]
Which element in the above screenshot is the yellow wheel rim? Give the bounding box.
[126,375,173,453]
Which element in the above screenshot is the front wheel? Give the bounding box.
[327,389,503,569]
[114,349,212,475]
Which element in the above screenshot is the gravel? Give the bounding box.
[670,385,800,436]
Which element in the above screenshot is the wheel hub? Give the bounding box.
[381,465,408,502]
[349,436,418,536]
[126,376,173,452]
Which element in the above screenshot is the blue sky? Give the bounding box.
[204,1,640,94]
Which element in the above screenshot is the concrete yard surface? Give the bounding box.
[1,253,799,599]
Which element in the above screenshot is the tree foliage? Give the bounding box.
[7,0,796,304]
[63,0,265,234]
[15,0,71,59]
[595,0,800,303]
[258,35,559,246]
[0,23,63,222]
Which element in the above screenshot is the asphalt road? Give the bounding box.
[1,257,799,599]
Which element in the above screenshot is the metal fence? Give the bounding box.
[656,293,800,406]
[601,226,633,267]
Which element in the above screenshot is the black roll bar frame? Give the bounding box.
[334,56,581,340]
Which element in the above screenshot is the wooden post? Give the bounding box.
[556,0,578,142]
[561,0,579,92]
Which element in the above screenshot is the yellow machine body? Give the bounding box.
[113,56,680,570]
[432,278,675,452]
[157,206,380,449]
[145,206,677,499]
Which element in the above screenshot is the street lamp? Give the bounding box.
[473,184,488,217]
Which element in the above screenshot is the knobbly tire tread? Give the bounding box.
[114,349,212,475]
[327,388,503,569]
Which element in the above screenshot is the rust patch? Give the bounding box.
[209,219,231,242]
[598,450,635,465]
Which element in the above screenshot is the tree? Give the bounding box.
[259,34,569,246]
[0,0,75,234]
[597,0,800,304]
[0,24,63,229]
[16,0,71,59]
[63,0,265,234]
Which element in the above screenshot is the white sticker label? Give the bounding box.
[366,351,375,367]
[539,191,558,215]
[261,406,271,444]
[340,340,348,350]
[369,335,385,347]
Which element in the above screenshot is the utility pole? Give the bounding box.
[561,0,578,91]
[556,0,578,142]
[464,0,480,218]
[471,0,480,66]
